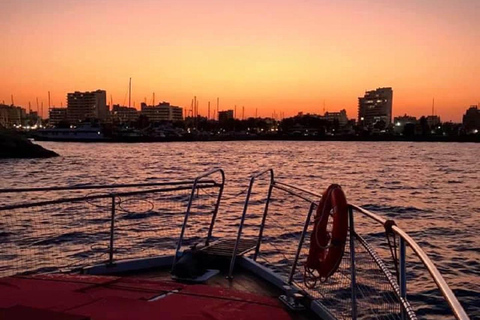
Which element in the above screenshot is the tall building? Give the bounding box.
[463,105,480,133]
[358,87,393,128]
[426,115,441,128]
[67,90,107,123]
[218,110,234,122]
[0,104,26,128]
[111,105,139,123]
[140,102,183,122]
[321,109,348,127]
[49,108,68,126]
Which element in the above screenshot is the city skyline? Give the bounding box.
[2,0,479,122]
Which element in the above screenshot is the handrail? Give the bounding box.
[391,224,469,320]
[262,181,469,320]
[0,180,217,194]
[348,203,469,320]
[172,168,225,268]
[273,181,321,199]
[229,168,274,278]
[0,183,217,211]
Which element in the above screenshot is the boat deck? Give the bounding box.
[0,266,316,320]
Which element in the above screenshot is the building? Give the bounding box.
[140,102,183,122]
[67,90,107,123]
[218,110,234,122]
[358,87,393,128]
[393,114,417,134]
[111,105,139,123]
[426,115,441,129]
[0,104,26,128]
[49,108,68,126]
[463,105,480,134]
[321,109,348,127]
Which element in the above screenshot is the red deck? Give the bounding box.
[0,274,293,320]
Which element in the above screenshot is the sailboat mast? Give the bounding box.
[128,78,132,108]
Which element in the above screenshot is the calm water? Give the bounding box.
[1,141,479,318]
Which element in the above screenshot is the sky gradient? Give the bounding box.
[1,0,479,121]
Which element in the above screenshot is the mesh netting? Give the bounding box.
[250,184,417,320]
[0,182,222,278]
[0,197,112,276]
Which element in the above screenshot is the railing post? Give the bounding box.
[349,205,357,320]
[399,237,407,320]
[206,170,225,246]
[253,169,274,261]
[108,194,116,265]
[172,181,198,269]
[288,202,315,284]
[228,177,255,279]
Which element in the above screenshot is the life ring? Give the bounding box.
[305,184,348,286]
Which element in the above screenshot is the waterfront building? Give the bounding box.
[463,105,480,134]
[218,110,234,122]
[49,108,68,126]
[393,114,417,134]
[140,102,183,122]
[0,104,26,128]
[426,115,441,128]
[0,105,8,127]
[67,90,108,123]
[25,110,41,127]
[321,109,348,127]
[358,87,393,128]
[111,105,139,123]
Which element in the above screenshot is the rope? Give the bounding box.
[384,219,400,282]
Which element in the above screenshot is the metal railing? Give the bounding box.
[228,169,274,278]
[0,173,223,277]
[232,172,469,320]
[172,168,225,267]
[0,169,469,319]
[350,204,469,320]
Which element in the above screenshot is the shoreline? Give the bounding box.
[32,135,480,143]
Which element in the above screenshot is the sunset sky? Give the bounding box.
[1,0,479,121]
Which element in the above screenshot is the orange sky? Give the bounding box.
[1,0,479,121]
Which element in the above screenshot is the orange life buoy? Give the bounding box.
[305,184,348,286]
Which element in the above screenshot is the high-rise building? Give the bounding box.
[111,105,139,123]
[49,108,68,126]
[0,104,26,128]
[321,109,348,127]
[426,115,441,128]
[67,90,107,123]
[218,110,234,122]
[358,87,393,128]
[463,105,480,133]
[140,102,183,122]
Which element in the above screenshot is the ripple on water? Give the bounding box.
[0,141,478,318]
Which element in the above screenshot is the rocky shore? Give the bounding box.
[0,130,59,158]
